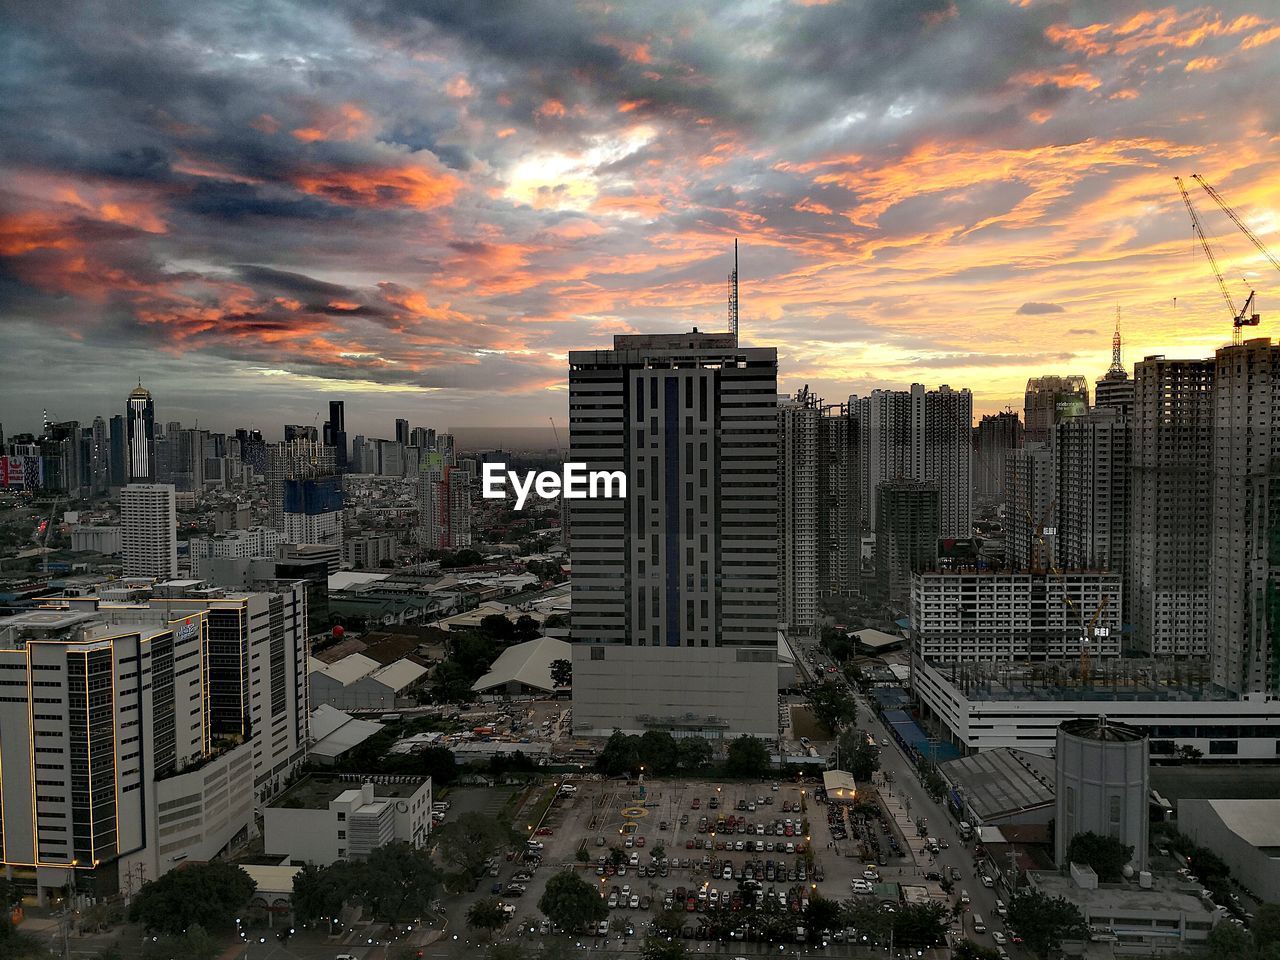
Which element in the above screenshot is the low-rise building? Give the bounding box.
[263,776,432,866]
[70,524,121,554]
[308,704,386,765]
[912,656,1280,759]
[1027,868,1220,955]
[1177,799,1280,899]
[308,653,427,710]
[471,635,571,696]
[938,747,1055,827]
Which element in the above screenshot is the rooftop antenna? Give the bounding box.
[1108,306,1124,377]
[727,238,739,340]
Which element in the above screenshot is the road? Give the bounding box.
[848,680,1024,957]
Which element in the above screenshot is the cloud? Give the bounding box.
[3,0,1280,434]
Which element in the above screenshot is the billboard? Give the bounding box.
[0,455,43,489]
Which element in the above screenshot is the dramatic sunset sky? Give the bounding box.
[3,0,1280,441]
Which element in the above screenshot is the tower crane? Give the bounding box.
[1192,173,1280,275]
[1175,176,1260,345]
[1079,594,1111,684]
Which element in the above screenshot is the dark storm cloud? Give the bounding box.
[2,0,1280,431]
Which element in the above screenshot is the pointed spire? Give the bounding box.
[1106,306,1126,379]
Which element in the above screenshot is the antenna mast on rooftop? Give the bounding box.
[727,238,739,340]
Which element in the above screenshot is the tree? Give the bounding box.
[1066,832,1133,882]
[0,877,19,936]
[436,811,520,880]
[468,897,509,936]
[893,901,950,946]
[637,730,681,775]
[1006,889,1087,960]
[652,844,666,861]
[805,894,843,934]
[640,933,687,960]
[807,681,857,734]
[128,861,256,934]
[1253,903,1280,952]
[538,870,606,931]
[1206,920,1253,960]
[140,925,219,960]
[954,940,1001,960]
[513,615,540,643]
[836,728,881,781]
[353,842,442,923]
[724,735,771,778]
[550,658,572,688]
[842,896,892,943]
[597,730,642,776]
[653,909,684,937]
[676,737,713,771]
[291,861,351,929]
[431,658,475,703]
[480,614,517,644]
[922,767,947,801]
[544,614,568,629]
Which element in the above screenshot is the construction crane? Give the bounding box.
[1192,173,1280,275]
[1175,175,1260,345]
[1079,595,1112,684]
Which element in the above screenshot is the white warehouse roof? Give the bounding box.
[472,636,571,693]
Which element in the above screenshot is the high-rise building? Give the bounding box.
[436,432,455,466]
[189,527,284,576]
[284,424,318,442]
[409,426,431,448]
[1095,320,1134,415]
[1210,339,1280,696]
[973,411,1023,500]
[0,581,308,900]
[778,389,819,632]
[395,418,410,446]
[818,403,859,597]
[40,421,81,496]
[567,330,779,739]
[415,453,471,550]
[852,383,972,540]
[1004,444,1055,571]
[156,427,206,492]
[874,479,939,607]
[1055,408,1130,580]
[266,440,343,546]
[126,381,155,482]
[328,400,348,470]
[1024,375,1089,444]
[108,414,127,488]
[121,483,178,578]
[1130,355,1214,659]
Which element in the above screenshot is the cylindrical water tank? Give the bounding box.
[1055,716,1149,871]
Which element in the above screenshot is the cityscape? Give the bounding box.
[3,2,1280,960]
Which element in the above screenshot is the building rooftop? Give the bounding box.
[1200,800,1280,851]
[1030,872,1216,919]
[940,748,1055,822]
[268,774,428,809]
[472,635,571,693]
[923,659,1235,703]
[1061,717,1146,742]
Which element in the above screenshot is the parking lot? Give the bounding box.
[473,772,935,948]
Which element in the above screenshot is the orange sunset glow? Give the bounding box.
[2,0,1280,434]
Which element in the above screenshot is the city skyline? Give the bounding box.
[4,1,1280,432]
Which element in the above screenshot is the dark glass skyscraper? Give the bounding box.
[328,400,347,470]
[126,381,155,482]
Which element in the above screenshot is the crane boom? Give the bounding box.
[1176,176,1238,320]
[1192,173,1280,275]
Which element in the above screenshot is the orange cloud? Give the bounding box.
[1185,55,1221,72]
[250,114,281,135]
[536,99,567,119]
[1012,66,1102,90]
[445,75,474,99]
[598,35,653,63]
[289,163,461,210]
[292,103,374,143]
